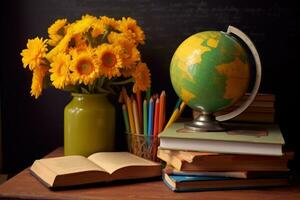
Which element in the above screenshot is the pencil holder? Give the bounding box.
[126,133,160,162]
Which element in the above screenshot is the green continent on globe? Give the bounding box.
[170,31,250,113]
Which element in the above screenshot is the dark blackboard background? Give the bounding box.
[1,0,299,174]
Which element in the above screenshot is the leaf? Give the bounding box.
[95,87,111,94]
[85,31,97,48]
[81,87,90,94]
[100,26,111,44]
[88,84,94,93]
[63,85,80,93]
[104,85,116,95]
[94,35,102,47]
[95,77,110,94]
[97,77,106,88]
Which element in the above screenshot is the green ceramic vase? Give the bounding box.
[64,93,115,156]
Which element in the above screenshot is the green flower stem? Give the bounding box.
[100,26,111,44]
[108,78,134,85]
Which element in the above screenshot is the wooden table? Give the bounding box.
[0,148,300,200]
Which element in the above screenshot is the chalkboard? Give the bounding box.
[2,0,299,173]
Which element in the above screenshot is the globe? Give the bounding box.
[170,31,250,113]
[170,26,262,131]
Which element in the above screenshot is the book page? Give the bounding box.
[88,152,159,174]
[175,151,219,163]
[38,155,106,175]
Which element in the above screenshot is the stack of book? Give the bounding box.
[157,121,292,192]
[193,93,275,123]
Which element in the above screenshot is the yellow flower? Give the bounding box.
[70,14,97,35]
[30,65,49,98]
[100,16,119,30]
[108,32,140,69]
[91,19,105,38]
[118,17,145,44]
[70,48,99,85]
[49,53,71,89]
[22,15,150,98]
[123,46,141,69]
[95,44,123,79]
[48,19,68,46]
[46,31,72,62]
[107,32,123,43]
[121,66,136,78]
[132,62,151,92]
[47,15,96,61]
[21,37,48,71]
[70,34,88,50]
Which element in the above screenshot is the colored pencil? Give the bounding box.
[146,87,151,101]
[174,98,182,111]
[153,98,160,136]
[164,101,187,131]
[164,109,179,131]
[158,91,166,133]
[143,99,148,136]
[132,99,141,134]
[118,91,123,103]
[147,98,154,136]
[126,96,135,134]
[176,101,186,122]
[136,90,143,132]
[122,104,130,133]
[119,86,128,104]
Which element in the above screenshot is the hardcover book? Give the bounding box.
[163,165,290,179]
[158,122,285,156]
[30,152,161,188]
[163,166,249,178]
[241,93,275,102]
[157,149,292,171]
[162,173,289,192]
[194,110,275,123]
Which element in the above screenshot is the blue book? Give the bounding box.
[162,173,289,192]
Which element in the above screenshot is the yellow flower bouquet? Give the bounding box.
[21,14,151,98]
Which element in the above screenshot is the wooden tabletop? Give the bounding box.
[0,148,300,200]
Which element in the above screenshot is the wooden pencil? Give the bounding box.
[147,98,154,136]
[153,98,160,136]
[126,96,135,134]
[132,99,141,134]
[143,99,148,136]
[158,91,166,133]
[136,90,143,132]
[122,104,130,133]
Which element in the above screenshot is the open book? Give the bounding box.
[30,152,161,188]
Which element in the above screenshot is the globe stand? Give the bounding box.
[171,26,262,132]
[184,112,225,132]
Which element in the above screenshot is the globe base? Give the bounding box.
[185,113,225,132]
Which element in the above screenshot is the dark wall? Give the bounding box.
[1,0,299,174]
